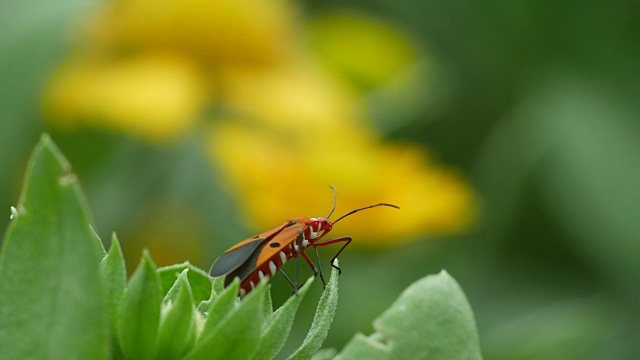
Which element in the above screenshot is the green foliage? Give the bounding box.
[287,263,340,360]
[157,270,196,360]
[253,279,314,360]
[101,234,127,355]
[0,136,483,359]
[158,263,212,305]
[0,134,108,360]
[118,250,163,360]
[334,271,482,360]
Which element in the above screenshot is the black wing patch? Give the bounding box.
[209,239,264,277]
[224,241,269,287]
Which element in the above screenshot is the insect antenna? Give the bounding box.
[326,185,338,219]
[333,203,400,224]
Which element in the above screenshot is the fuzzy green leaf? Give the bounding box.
[211,275,225,296]
[158,262,212,304]
[287,264,340,360]
[184,280,267,360]
[90,225,107,256]
[157,269,197,360]
[334,270,483,360]
[118,250,162,360]
[199,279,240,340]
[261,284,274,327]
[252,278,314,360]
[0,134,108,359]
[310,348,337,360]
[100,233,127,355]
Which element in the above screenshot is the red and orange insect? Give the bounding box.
[209,187,399,296]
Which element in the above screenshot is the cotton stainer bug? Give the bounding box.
[209,186,399,296]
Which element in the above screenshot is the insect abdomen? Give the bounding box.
[236,241,305,296]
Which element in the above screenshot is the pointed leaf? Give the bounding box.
[199,279,240,340]
[334,270,483,360]
[184,281,267,360]
[0,135,108,359]
[90,225,107,257]
[157,269,197,360]
[261,284,274,327]
[311,349,337,360]
[100,234,127,353]
[211,275,225,296]
[118,250,162,360]
[252,278,314,360]
[196,277,226,316]
[158,262,212,304]
[287,264,340,360]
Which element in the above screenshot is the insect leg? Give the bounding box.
[300,250,326,288]
[279,269,298,295]
[313,236,352,275]
[314,247,327,289]
[295,229,303,295]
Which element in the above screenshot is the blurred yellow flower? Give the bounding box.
[219,58,365,130]
[44,0,477,245]
[208,118,475,244]
[208,60,475,244]
[90,0,296,67]
[45,54,206,142]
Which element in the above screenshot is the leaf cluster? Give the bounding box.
[0,135,483,360]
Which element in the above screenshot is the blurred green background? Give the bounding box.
[2,0,639,359]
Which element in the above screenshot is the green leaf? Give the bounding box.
[334,270,483,360]
[287,264,340,360]
[157,269,197,360]
[158,262,213,305]
[100,233,127,354]
[90,225,107,257]
[196,277,226,316]
[211,275,225,296]
[261,284,274,328]
[310,348,337,360]
[252,278,314,360]
[118,250,162,360]
[199,279,240,340]
[184,280,267,360]
[0,134,108,359]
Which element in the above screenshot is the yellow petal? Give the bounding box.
[207,120,476,245]
[45,53,206,142]
[220,59,367,131]
[91,0,297,67]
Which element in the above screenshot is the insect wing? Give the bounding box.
[224,221,309,288]
[256,221,309,265]
[223,242,269,287]
[209,224,286,277]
